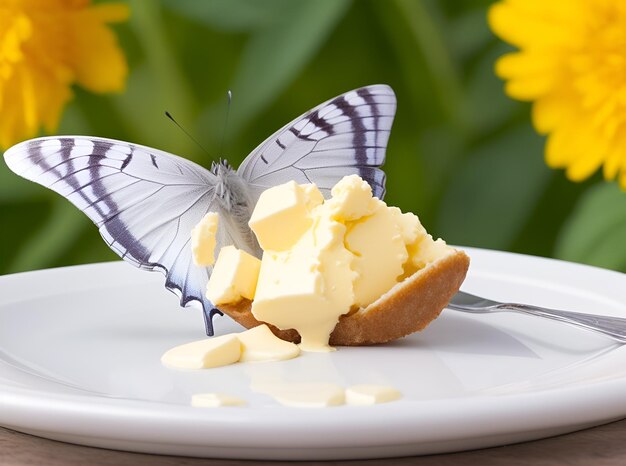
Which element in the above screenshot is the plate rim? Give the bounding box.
[1,246,625,459]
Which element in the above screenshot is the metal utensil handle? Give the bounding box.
[499,303,626,343]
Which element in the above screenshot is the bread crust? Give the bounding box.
[218,249,470,346]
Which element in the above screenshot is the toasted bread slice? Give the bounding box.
[218,248,469,346]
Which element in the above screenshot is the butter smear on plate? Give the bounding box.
[161,324,300,369]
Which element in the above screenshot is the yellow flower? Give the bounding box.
[0,0,129,148]
[489,0,626,190]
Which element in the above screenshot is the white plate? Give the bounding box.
[1,247,625,460]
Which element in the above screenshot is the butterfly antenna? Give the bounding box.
[164,111,213,159]
[219,90,232,159]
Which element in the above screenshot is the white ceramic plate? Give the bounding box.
[1,247,625,460]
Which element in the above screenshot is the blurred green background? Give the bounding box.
[1,0,625,274]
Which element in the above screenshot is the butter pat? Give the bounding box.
[252,251,333,352]
[214,175,453,353]
[191,212,219,266]
[252,207,354,352]
[191,393,247,407]
[390,208,426,245]
[161,334,241,369]
[206,246,261,305]
[325,175,376,221]
[238,325,300,362]
[162,324,299,370]
[255,383,345,408]
[345,199,408,308]
[251,381,401,408]
[345,385,402,405]
[249,181,323,251]
[408,236,450,270]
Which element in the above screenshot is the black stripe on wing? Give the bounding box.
[4,137,223,334]
[331,88,378,172]
[238,84,395,200]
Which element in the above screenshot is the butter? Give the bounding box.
[389,207,426,245]
[254,383,345,408]
[248,180,323,251]
[161,334,241,369]
[191,212,219,266]
[206,245,261,305]
[408,236,450,270]
[191,393,247,407]
[238,324,300,362]
[345,385,402,405]
[345,199,409,308]
[162,324,298,370]
[190,385,401,408]
[325,175,376,221]
[252,202,355,352]
[210,174,454,352]
[252,381,402,407]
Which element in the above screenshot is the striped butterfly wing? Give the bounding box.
[237,84,396,201]
[3,85,396,335]
[3,137,228,335]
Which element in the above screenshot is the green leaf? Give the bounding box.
[555,183,626,272]
[207,0,352,138]
[7,199,90,273]
[57,101,93,135]
[112,62,185,152]
[392,0,467,133]
[417,124,464,215]
[463,43,519,136]
[0,164,45,202]
[0,200,50,273]
[372,1,445,126]
[436,125,551,250]
[448,8,494,63]
[163,0,295,32]
[119,1,197,158]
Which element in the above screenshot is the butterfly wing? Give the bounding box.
[3,85,396,335]
[3,136,225,335]
[237,84,396,201]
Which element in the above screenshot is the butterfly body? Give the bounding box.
[4,85,397,335]
[210,160,261,257]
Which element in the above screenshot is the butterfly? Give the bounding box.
[3,84,396,336]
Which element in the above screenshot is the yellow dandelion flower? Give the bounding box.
[0,0,129,149]
[489,0,626,190]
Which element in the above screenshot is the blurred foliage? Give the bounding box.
[1,0,625,274]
